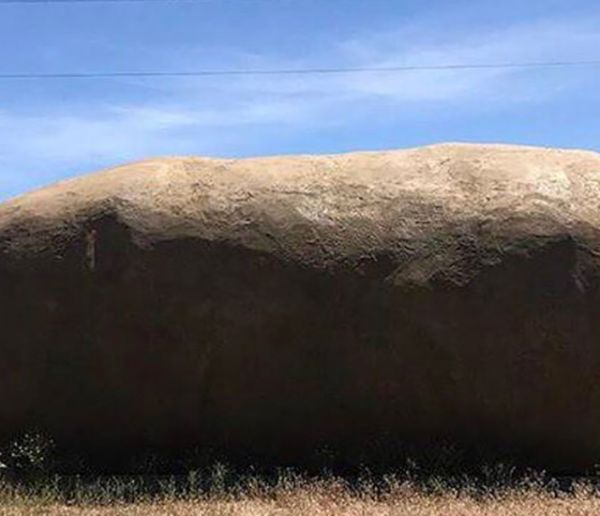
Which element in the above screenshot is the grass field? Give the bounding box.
[2,434,599,514]
[2,472,600,515]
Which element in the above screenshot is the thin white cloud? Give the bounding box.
[1,14,599,199]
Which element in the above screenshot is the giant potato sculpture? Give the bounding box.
[2,144,600,471]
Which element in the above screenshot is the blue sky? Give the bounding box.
[1,0,599,200]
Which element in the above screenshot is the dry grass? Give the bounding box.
[2,474,600,515]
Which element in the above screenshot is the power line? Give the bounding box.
[1,0,234,3]
[1,60,600,80]
[0,0,213,3]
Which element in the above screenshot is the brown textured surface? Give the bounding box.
[2,143,600,470]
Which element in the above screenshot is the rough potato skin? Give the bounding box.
[2,143,600,471]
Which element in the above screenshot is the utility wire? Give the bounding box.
[1,0,209,3]
[1,60,600,80]
[1,0,230,3]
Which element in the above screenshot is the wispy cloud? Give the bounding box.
[1,14,599,198]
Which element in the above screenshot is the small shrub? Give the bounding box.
[1,431,55,475]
